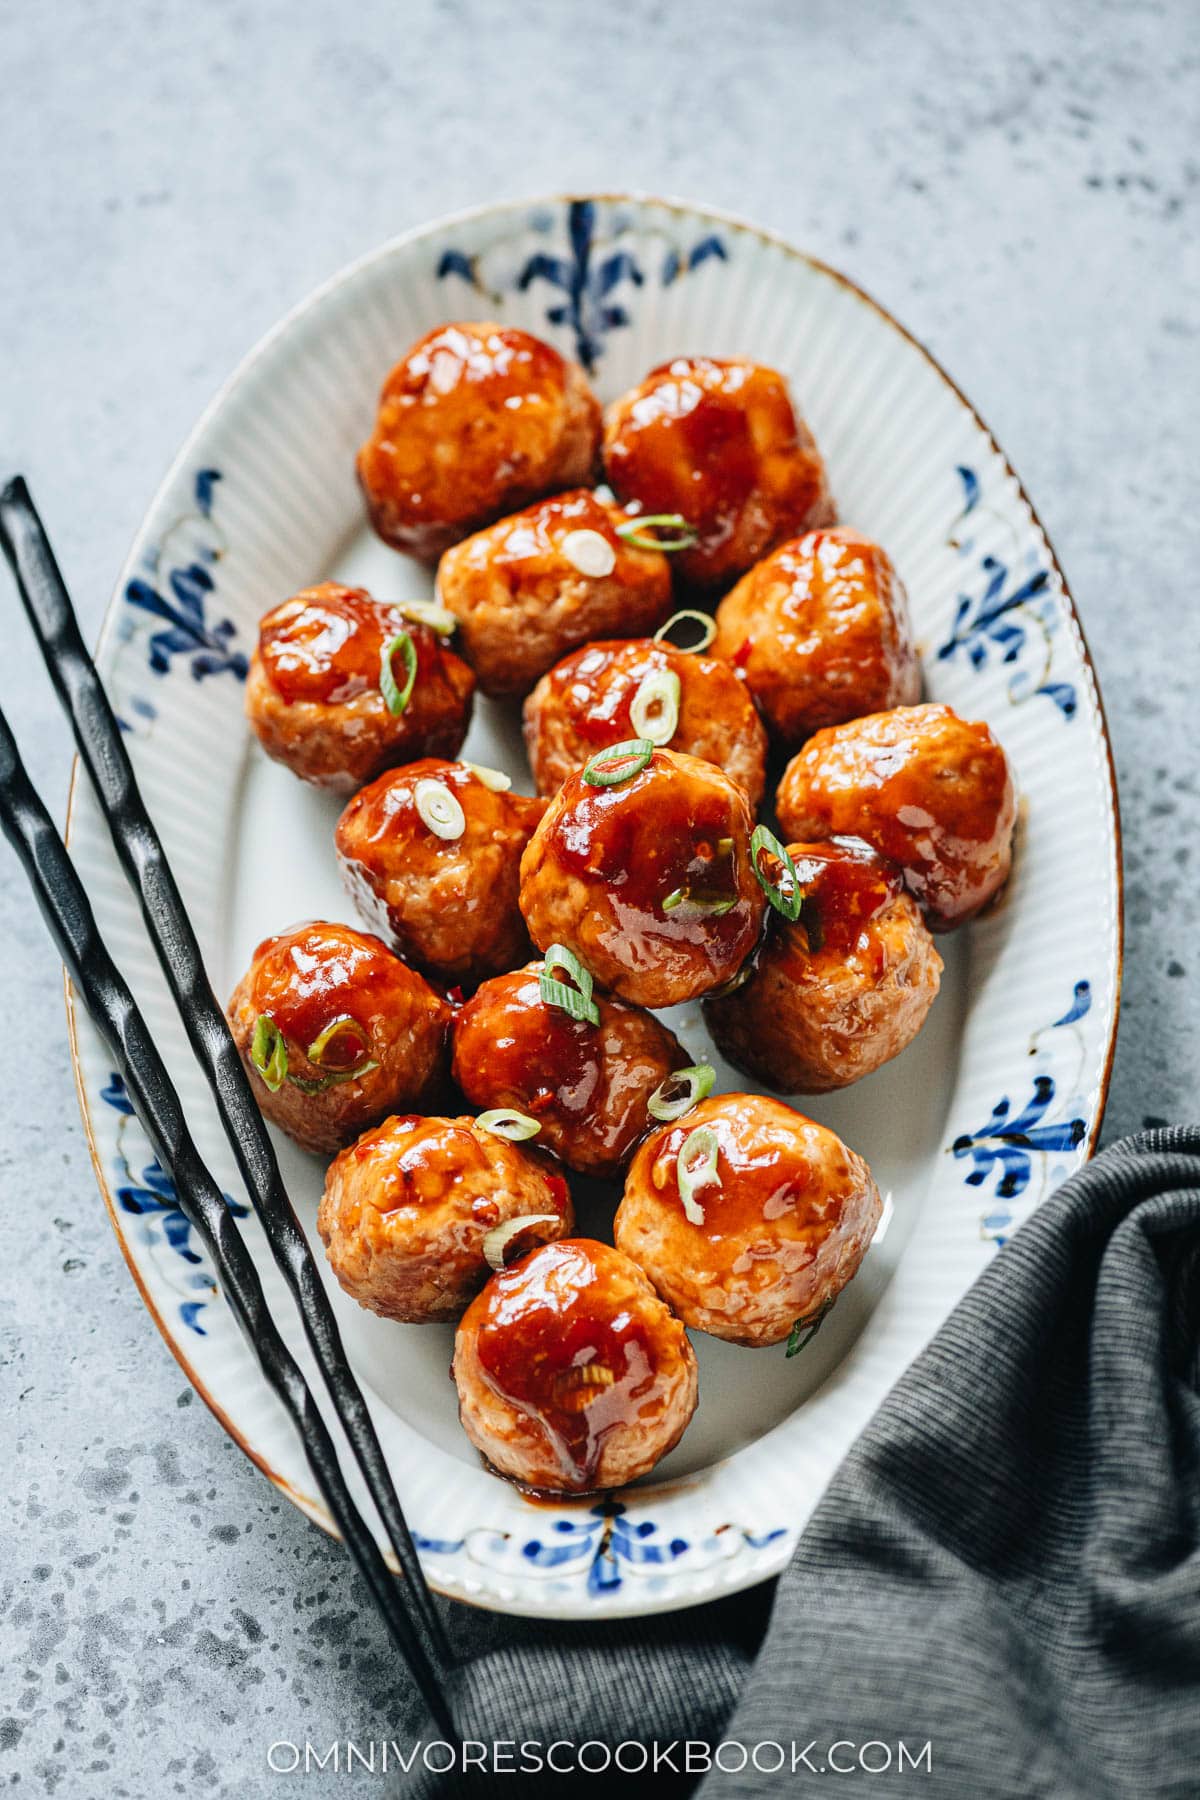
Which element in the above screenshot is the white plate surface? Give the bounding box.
[66,195,1121,1618]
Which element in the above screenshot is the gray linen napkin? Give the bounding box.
[407,1127,1200,1797]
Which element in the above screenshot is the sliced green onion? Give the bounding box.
[661,888,736,919]
[648,1064,715,1123]
[463,760,512,792]
[415,777,465,839]
[581,738,655,788]
[250,1015,287,1093]
[286,1060,379,1095]
[483,1213,562,1272]
[477,1108,541,1142]
[306,1014,370,1068]
[539,943,600,1027]
[380,630,418,715]
[560,528,616,578]
[393,598,457,636]
[677,1124,720,1224]
[653,609,716,654]
[750,824,803,922]
[785,1298,835,1358]
[615,514,699,553]
[630,669,681,746]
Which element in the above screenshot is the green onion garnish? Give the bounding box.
[250,1015,288,1092]
[477,1108,541,1143]
[785,1298,835,1358]
[415,777,466,839]
[653,609,717,654]
[677,1124,720,1224]
[629,669,681,746]
[393,598,457,635]
[306,1014,370,1068]
[463,761,512,792]
[581,738,655,787]
[615,514,699,553]
[538,943,600,1027]
[661,888,737,919]
[483,1213,562,1272]
[648,1064,715,1123]
[750,824,803,922]
[286,1062,379,1095]
[380,630,417,715]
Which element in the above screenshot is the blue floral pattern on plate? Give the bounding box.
[123,468,246,685]
[940,465,1077,721]
[438,199,727,372]
[415,1500,786,1598]
[101,1072,248,1334]
[953,982,1091,1244]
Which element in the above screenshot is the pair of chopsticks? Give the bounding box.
[0,479,455,1734]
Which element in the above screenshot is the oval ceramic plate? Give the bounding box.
[66,195,1121,1618]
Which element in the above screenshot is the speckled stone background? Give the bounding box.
[0,0,1196,1792]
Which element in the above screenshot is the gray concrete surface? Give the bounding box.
[0,0,1196,1792]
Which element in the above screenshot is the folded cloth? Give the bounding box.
[406,1128,1200,1798]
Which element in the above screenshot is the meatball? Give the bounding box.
[335,760,547,985]
[357,322,601,562]
[435,489,674,696]
[453,1238,698,1492]
[704,838,942,1092]
[711,529,920,750]
[317,1113,573,1324]
[519,747,765,1009]
[601,356,834,590]
[226,921,450,1155]
[451,962,690,1178]
[244,583,475,794]
[775,703,1017,931]
[615,1095,881,1347]
[523,636,768,806]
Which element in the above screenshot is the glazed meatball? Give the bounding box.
[776,703,1017,931]
[357,322,601,562]
[436,489,673,696]
[317,1113,573,1324]
[602,356,834,590]
[453,1239,698,1492]
[226,921,450,1155]
[244,583,475,794]
[335,760,547,985]
[704,838,942,1092]
[711,529,920,750]
[615,1094,881,1347]
[452,962,690,1178]
[519,747,765,1009]
[523,637,768,806]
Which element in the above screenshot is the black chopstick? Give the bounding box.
[0,479,449,1671]
[0,704,455,1735]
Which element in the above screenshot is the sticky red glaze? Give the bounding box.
[608,360,764,522]
[776,703,1017,930]
[789,837,904,956]
[711,529,920,747]
[381,322,567,413]
[339,1112,571,1221]
[641,1097,840,1239]
[451,965,687,1175]
[538,751,760,954]
[245,920,432,1056]
[473,1240,659,1488]
[258,584,442,707]
[471,487,629,568]
[358,323,601,562]
[602,357,833,587]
